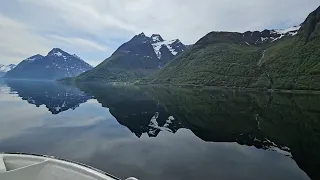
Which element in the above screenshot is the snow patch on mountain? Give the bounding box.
[152,36,161,42]
[289,31,298,36]
[263,138,292,157]
[261,37,268,42]
[274,26,301,35]
[152,40,178,59]
[148,112,174,135]
[50,50,68,60]
[270,26,301,42]
[244,25,301,45]
[26,58,36,61]
[0,64,16,72]
[54,52,63,57]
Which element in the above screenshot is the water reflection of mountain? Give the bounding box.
[4,80,92,114]
[77,83,320,180]
[77,83,183,137]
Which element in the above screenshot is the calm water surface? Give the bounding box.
[0,79,319,180]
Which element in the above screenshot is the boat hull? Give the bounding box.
[0,153,121,180]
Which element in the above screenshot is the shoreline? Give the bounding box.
[5,77,320,95]
[136,83,320,95]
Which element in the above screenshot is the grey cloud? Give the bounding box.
[0,0,319,65]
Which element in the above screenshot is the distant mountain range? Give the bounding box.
[142,6,320,90]
[72,33,187,82]
[0,64,16,77]
[4,48,92,80]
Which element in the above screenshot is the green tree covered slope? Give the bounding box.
[143,6,320,90]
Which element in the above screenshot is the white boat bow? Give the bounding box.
[0,153,137,180]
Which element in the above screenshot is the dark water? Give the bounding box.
[0,79,319,180]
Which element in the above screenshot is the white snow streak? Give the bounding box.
[152,39,178,59]
[274,26,301,34]
[264,138,292,157]
[26,58,36,61]
[152,36,161,42]
[54,52,63,57]
[148,113,174,135]
[0,64,16,72]
[261,37,268,42]
[269,25,301,42]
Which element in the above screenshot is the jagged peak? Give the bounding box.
[171,39,182,44]
[47,48,69,57]
[151,34,164,42]
[49,48,62,53]
[138,32,146,37]
[130,32,153,44]
[50,47,63,52]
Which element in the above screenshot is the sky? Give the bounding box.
[0,0,319,66]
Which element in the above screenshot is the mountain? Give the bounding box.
[0,64,16,77]
[73,33,187,82]
[4,48,93,80]
[142,6,320,90]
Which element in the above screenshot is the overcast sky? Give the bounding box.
[0,0,319,66]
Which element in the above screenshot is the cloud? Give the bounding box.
[47,35,109,52]
[0,13,51,64]
[0,13,113,65]
[23,0,319,42]
[0,0,319,65]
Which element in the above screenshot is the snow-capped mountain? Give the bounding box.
[111,32,187,68]
[4,48,93,80]
[0,64,16,77]
[150,34,186,59]
[128,33,187,66]
[75,33,188,82]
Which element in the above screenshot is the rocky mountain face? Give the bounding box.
[0,64,16,77]
[299,6,320,42]
[143,6,320,90]
[4,48,92,80]
[74,33,187,82]
[197,26,300,46]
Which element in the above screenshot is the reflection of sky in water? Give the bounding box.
[0,83,311,180]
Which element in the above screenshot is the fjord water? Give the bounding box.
[0,80,319,180]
